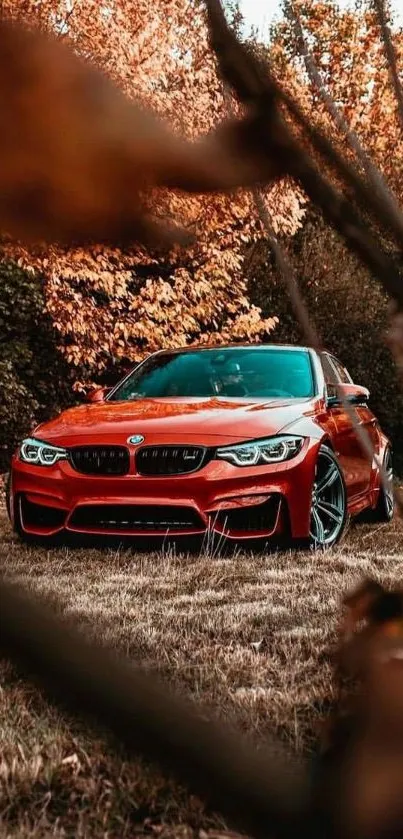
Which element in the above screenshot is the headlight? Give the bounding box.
[215,435,304,467]
[19,437,67,467]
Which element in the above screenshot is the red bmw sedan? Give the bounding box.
[7,344,394,548]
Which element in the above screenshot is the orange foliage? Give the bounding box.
[0,0,305,378]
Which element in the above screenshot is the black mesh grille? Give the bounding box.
[69,446,129,476]
[136,446,207,476]
[20,495,67,529]
[69,504,205,532]
[212,496,281,533]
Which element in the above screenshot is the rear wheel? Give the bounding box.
[309,445,348,549]
[368,447,394,523]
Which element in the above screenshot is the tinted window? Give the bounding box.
[109,348,315,401]
[329,355,352,384]
[321,354,337,386]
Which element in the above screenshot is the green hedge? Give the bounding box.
[249,211,403,476]
[0,261,76,472]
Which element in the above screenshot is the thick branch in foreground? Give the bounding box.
[0,19,285,250]
[0,574,312,839]
[325,579,403,838]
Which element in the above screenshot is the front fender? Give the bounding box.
[286,437,323,538]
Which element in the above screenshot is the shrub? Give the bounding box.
[0,261,76,472]
[248,211,403,475]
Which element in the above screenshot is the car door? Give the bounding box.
[329,353,381,459]
[321,353,372,498]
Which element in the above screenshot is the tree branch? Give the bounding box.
[204,0,403,306]
[0,574,312,839]
[374,0,403,129]
[285,0,403,234]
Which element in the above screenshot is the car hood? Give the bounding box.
[33,396,316,447]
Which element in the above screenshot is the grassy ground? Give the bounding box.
[1,509,403,838]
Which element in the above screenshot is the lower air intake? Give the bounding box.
[69,504,205,532]
[20,495,67,529]
[212,496,282,533]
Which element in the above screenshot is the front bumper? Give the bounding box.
[10,438,319,540]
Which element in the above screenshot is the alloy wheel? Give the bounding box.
[383,448,394,519]
[309,448,346,548]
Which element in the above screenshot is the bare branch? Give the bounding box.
[286,1,371,166]
[205,0,403,308]
[374,0,403,129]
[252,189,320,350]
[277,82,403,258]
[285,1,403,236]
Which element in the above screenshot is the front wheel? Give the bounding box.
[309,445,348,549]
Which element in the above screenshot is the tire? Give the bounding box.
[308,444,348,549]
[367,447,394,524]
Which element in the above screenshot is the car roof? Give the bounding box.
[152,343,314,354]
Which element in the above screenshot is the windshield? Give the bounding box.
[108,348,315,401]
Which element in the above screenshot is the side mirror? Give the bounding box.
[327,383,370,407]
[86,386,112,403]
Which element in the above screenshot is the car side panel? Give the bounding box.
[328,405,372,498]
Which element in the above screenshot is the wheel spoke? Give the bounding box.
[385,482,394,514]
[316,463,339,494]
[311,507,326,543]
[316,500,344,524]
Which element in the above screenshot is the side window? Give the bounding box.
[329,355,352,384]
[321,354,338,386]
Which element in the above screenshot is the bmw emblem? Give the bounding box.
[127,434,145,445]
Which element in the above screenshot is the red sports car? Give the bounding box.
[7,344,394,548]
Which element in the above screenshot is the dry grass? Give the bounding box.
[1,510,403,838]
